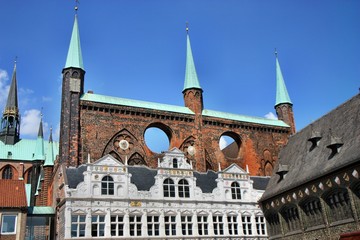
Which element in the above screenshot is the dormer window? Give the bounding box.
[327,136,343,159]
[101,176,114,195]
[308,131,321,151]
[231,182,241,199]
[173,158,178,169]
[276,164,289,182]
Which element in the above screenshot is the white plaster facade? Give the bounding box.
[60,148,268,239]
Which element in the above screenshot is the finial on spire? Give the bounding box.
[75,0,79,12]
[14,56,18,64]
[186,22,189,34]
[274,48,278,58]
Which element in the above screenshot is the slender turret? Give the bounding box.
[274,51,295,134]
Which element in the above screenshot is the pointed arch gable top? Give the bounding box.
[93,154,123,167]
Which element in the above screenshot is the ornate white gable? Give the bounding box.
[223,163,247,174]
[93,154,123,167]
[159,147,191,169]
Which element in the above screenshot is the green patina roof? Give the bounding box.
[203,109,290,127]
[0,138,59,163]
[28,206,55,215]
[81,93,289,128]
[33,120,45,160]
[81,93,194,115]
[65,15,84,70]
[275,57,292,106]
[44,132,55,166]
[183,33,201,91]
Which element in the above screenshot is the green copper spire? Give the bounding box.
[183,26,201,92]
[44,127,54,166]
[275,52,292,106]
[5,62,19,112]
[34,116,45,160]
[65,14,84,70]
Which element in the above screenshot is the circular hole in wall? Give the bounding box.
[219,133,241,158]
[144,127,170,153]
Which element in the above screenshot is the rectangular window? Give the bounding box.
[197,215,208,235]
[71,215,86,237]
[147,215,159,236]
[181,215,193,235]
[213,215,224,235]
[129,215,142,236]
[255,216,266,235]
[111,215,124,236]
[165,216,176,236]
[242,216,252,235]
[227,215,238,235]
[91,215,105,237]
[1,215,17,234]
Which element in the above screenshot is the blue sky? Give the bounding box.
[0,1,359,144]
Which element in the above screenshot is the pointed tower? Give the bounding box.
[59,10,85,166]
[183,25,203,114]
[274,52,296,134]
[0,61,20,145]
[34,116,45,160]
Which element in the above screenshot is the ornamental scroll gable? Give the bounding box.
[158,147,192,169]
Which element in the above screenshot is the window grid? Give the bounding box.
[227,215,238,235]
[281,206,301,232]
[71,215,86,237]
[165,216,176,236]
[197,215,208,236]
[231,182,241,199]
[266,213,281,236]
[163,178,175,197]
[301,198,323,228]
[242,216,252,235]
[255,216,266,235]
[2,166,13,179]
[326,190,352,222]
[178,179,190,198]
[1,215,17,234]
[213,215,224,235]
[101,176,114,195]
[129,215,142,236]
[111,215,124,237]
[181,215,193,236]
[147,215,159,236]
[91,215,105,237]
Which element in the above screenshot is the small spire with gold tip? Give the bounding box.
[186,22,189,34]
[274,48,278,58]
[75,0,79,12]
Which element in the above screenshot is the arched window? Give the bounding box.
[2,166,13,179]
[300,197,324,229]
[323,188,352,223]
[163,178,175,197]
[101,176,114,195]
[178,179,190,198]
[231,182,241,199]
[280,205,301,233]
[26,168,32,184]
[265,212,281,236]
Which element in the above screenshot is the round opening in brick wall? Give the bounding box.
[219,132,241,159]
[144,127,170,153]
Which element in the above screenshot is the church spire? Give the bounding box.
[275,51,292,107]
[182,24,204,114]
[34,115,45,160]
[274,50,296,134]
[0,60,20,145]
[183,24,202,92]
[64,13,84,70]
[44,127,54,166]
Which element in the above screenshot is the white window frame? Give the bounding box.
[129,215,142,236]
[197,215,209,236]
[227,215,238,235]
[147,215,160,236]
[165,215,176,236]
[71,214,86,237]
[181,215,193,235]
[1,214,17,234]
[255,215,266,235]
[242,215,252,235]
[91,215,105,237]
[110,215,124,237]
